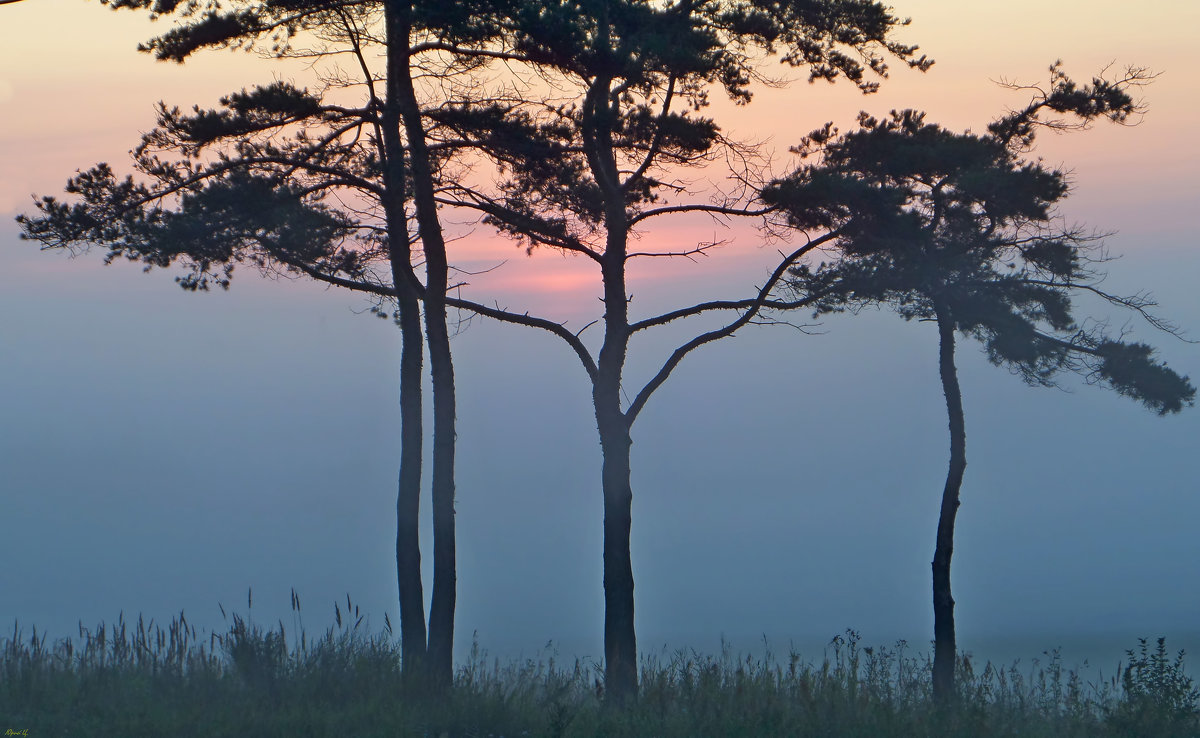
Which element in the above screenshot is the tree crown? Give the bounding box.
[768,65,1193,414]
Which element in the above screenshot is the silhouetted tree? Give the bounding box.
[767,63,1195,704]
[17,0,526,691]
[420,0,929,703]
[18,0,933,703]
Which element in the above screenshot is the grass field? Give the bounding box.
[3,599,1197,737]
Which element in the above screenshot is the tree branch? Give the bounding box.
[622,75,675,194]
[440,294,599,380]
[628,202,773,226]
[435,191,604,262]
[625,231,838,422]
[629,296,815,333]
[279,254,600,380]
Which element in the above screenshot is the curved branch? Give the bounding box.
[273,251,396,296]
[628,203,773,226]
[629,296,814,333]
[435,191,604,262]
[278,254,599,379]
[408,41,539,64]
[236,155,385,196]
[119,153,386,217]
[622,75,676,194]
[1018,277,1190,341]
[625,230,838,422]
[441,294,598,380]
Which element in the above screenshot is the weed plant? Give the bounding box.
[2,596,1197,737]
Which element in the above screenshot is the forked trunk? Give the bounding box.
[381,0,435,686]
[380,108,427,678]
[932,303,966,705]
[389,0,458,691]
[580,53,640,703]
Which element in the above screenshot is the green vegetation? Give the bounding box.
[4,604,1196,737]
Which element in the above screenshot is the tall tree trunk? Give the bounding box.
[380,102,427,684]
[380,0,429,685]
[389,0,458,691]
[424,315,457,692]
[394,294,427,682]
[932,302,966,705]
[594,186,636,704]
[423,283,457,691]
[596,388,637,704]
[580,46,639,701]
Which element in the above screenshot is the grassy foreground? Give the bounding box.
[2,601,1197,737]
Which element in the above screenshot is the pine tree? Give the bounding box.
[767,63,1195,703]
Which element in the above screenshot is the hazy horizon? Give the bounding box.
[2,0,1198,676]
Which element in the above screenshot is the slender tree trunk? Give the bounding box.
[394,295,428,682]
[423,281,457,691]
[594,200,636,704]
[579,43,639,701]
[595,383,637,704]
[379,0,430,685]
[380,112,427,683]
[424,319,457,691]
[389,0,458,690]
[932,302,966,705]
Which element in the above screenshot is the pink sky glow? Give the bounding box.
[3,0,1197,306]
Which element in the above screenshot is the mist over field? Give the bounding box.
[2,0,1198,687]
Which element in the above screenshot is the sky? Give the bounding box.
[2,0,1199,674]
